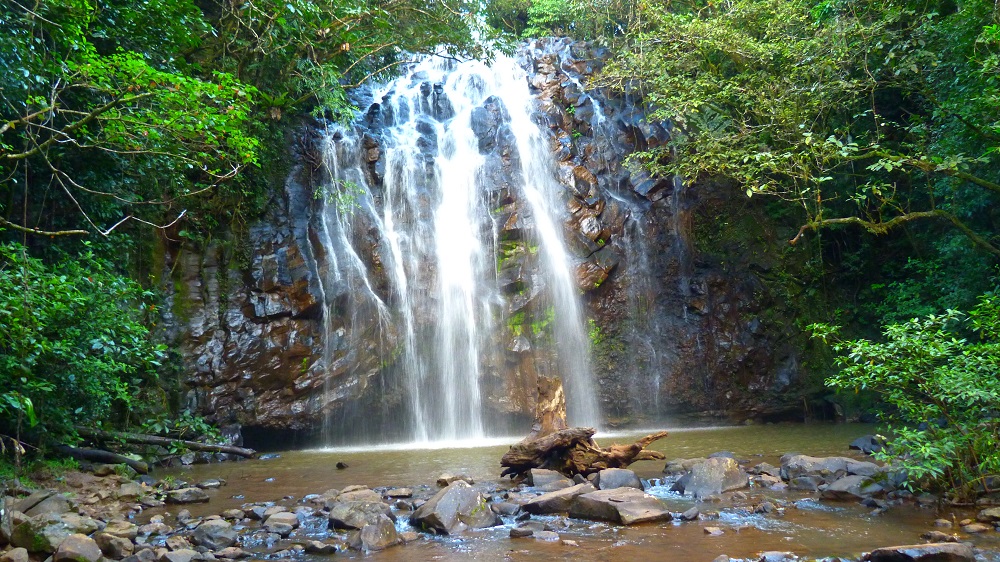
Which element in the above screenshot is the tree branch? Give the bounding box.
[0,216,88,236]
[789,209,1000,259]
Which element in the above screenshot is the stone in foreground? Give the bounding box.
[263,512,299,536]
[348,516,398,551]
[53,534,102,562]
[165,488,210,504]
[411,481,500,534]
[191,519,237,550]
[568,488,672,525]
[863,542,975,562]
[328,502,395,530]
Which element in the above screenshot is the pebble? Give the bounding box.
[562,539,579,547]
[534,531,560,541]
[704,526,725,536]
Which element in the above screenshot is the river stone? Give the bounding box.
[335,489,383,504]
[53,533,102,562]
[820,475,869,501]
[192,519,237,550]
[348,515,398,551]
[103,520,139,541]
[978,507,1000,523]
[683,457,748,498]
[533,530,560,541]
[117,483,145,500]
[263,512,298,536]
[850,435,885,455]
[11,513,101,553]
[156,548,199,562]
[0,547,29,562]
[411,481,499,534]
[490,502,520,515]
[384,488,413,498]
[215,547,250,559]
[24,494,72,517]
[960,523,989,533]
[522,483,596,515]
[594,468,644,491]
[95,531,135,559]
[863,542,975,561]
[436,473,474,487]
[568,488,672,525]
[328,502,395,530]
[13,491,53,514]
[759,552,798,562]
[196,479,224,489]
[304,540,338,555]
[165,488,209,504]
[680,507,700,521]
[122,548,156,562]
[528,469,571,489]
[788,476,821,492]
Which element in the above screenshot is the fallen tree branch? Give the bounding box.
[77,427,257,458]
[53,444,149,474]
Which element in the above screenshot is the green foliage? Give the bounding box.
[602,0,1000,260]
[816,294,1000,499]
[140,410,222,443]
[0,242,165,443]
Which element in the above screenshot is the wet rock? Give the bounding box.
[749,463,781,478]
[683,457,748,499]
[166,488,210,504]
[384,488,413,498]
[562,539,579,546]
[0,548,29,562]
[214,547,250,559]
[491,502,520,515]
[960,523,989,533]
[920,531,958,542]
[95,532,135,559]
[850,435,885,455]
[510,526,535,538]
[411,481,500,534]
[527,469,568,488]
[788,476,822,492]
[303,540,338,555]
[165,536,193,551]
[594,468,643,491]
[533,530,560,541]
[122,549,156,562]
[863,542,974,561]
[680,507,700,521]
[713,557,731,562]
[53,534,102,562]
[328,502,395,530]
[821,475,869,501]
[759,553,798,562]
[336,489,384,503]
[703,526,724,536]
[196,479,224,490]
[568,488,672,525]
[192,520,237,550]
[263,512,299,536]
[220,510,244,520]
[933,519,953,528]
[780,455,878,482]
[336,462,348,470]
[523,483,597,515]
[349,516,399,551]
[399,531,420,543]
[977,507,1000,523]
[436,473,474,487]
[175,510,192,524]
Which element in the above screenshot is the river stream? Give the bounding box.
[150,424,1000,561]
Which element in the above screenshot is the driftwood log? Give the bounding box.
[76,427,257,458]
[54,445,150,474]
[500,376,668,478]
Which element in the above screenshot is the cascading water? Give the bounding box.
[315,54,600,444]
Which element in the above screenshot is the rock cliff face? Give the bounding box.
[163,38,806,444]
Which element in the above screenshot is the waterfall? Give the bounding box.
[315,54,600,444]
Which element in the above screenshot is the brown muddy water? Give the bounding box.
[151,423,1000,561]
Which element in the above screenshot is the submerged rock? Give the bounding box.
[411,481,499,534]
[165,488,209,504]
[863,542,974,561]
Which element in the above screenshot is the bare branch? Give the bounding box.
[0,216,88,236]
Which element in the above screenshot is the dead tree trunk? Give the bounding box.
[500,376,668,478]
[76,427,257,458]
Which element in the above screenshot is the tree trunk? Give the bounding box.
[76,427,257,458]
[54,445,150,474]
[500,376,668,478]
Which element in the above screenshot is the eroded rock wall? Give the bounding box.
[164,39,808,441]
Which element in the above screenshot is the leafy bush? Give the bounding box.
[0,242,165,445]
[815,293,1000,499]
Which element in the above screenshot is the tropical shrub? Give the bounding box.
[815,293,1000,499]
[0,242,165,445]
